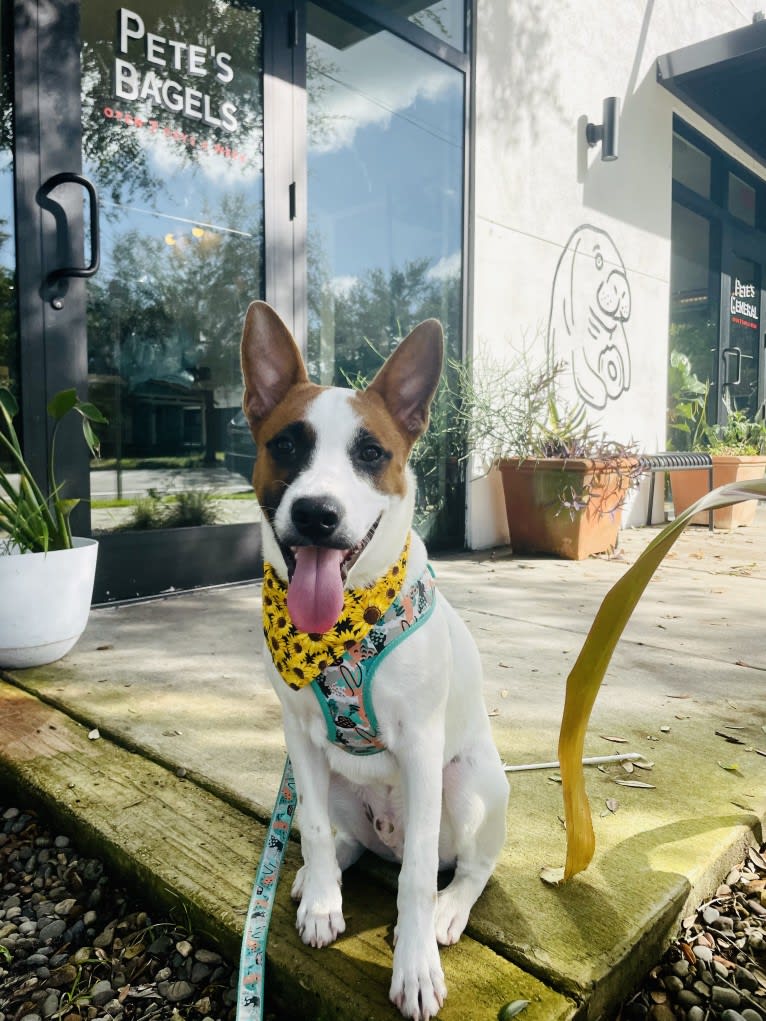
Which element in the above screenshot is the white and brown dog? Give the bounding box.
[241,301,508,1021]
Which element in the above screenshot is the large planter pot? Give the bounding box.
[498,458,633,560]
[0,537,98,669]
[670,455,766,529]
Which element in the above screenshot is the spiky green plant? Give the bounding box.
[0,388,107,553]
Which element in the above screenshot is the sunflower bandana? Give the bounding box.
[262,536,411,690]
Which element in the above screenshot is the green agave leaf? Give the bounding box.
[47,388,78,420]
[557,477,766,881]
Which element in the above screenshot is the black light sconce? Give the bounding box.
[586,97,620,161]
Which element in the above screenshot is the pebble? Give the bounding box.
[0,803,241,1021]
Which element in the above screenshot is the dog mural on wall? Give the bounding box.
[546,225,632,410]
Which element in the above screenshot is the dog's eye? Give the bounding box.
[359,443,384,463]
[273,435,295,456]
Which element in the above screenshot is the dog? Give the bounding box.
[240,300,509,1021]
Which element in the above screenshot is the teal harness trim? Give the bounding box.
[236,757,296,1021]
[309,565,437,755]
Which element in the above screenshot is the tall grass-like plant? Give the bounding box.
[0,388,106,553]
[553,477,766,882]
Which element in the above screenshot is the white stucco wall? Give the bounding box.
[467,0,765,548]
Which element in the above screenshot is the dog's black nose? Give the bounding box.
[291,497,342,543]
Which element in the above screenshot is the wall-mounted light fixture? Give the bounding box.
[586,97,620,161]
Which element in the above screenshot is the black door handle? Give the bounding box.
[722,346,742,386]
[42,172,100,302]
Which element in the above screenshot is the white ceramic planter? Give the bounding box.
[0,537,98,669]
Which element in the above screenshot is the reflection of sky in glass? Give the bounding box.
[308,27,463,281]
[81,0,263,238]
[0,155,13,270]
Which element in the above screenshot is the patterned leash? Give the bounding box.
[236,756,297,1021]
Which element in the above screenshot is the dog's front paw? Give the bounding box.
[434,886,470,946]
[295,878,345,948]
[390,937,446,1021]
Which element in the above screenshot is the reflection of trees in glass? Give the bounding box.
[307,254,463,545]
[87,194,262,407]
[81,0,263,206]
[668,314,717,388]
[308,254,459,382]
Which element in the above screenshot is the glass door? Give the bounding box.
[79,0,265,598]
[9,0,297,601]
[721,228,766,423]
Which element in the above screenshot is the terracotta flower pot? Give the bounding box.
[670,455,766,528]
[498,458,634,560]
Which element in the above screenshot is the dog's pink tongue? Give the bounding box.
[287,546,346,635]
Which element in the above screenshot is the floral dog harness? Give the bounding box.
[262,538,437,755]
[310,565,436,754]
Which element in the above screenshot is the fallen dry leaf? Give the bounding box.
[600,735,629,744]
[539,865,565,886]
[614,780,656,789]
[718,761,742,774]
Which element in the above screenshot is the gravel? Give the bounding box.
[0,803,263,1021]
[619,843,766,1020]
[7,798,766,1021]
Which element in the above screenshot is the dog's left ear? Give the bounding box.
[366,320,444,440]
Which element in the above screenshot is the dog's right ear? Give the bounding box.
[240,301,308,427]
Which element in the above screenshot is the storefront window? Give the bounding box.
[306,4,465,543]
[0,0,19,425]
[672,132,711,198]
[80,0,264,534]
[669,201,719,400]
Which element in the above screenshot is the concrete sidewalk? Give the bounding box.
[2,509,766,1019]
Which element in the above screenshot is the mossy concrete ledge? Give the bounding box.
[0,679,576,1021]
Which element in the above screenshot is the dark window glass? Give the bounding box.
[672,132,711,198]
[669,202,719,447]
[80,0,264,533]
[728,172,756,227]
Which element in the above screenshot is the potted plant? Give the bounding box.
[671,408,766,528]
[666,359,766,528]
[454,354,641,559]
[0,387,106,668]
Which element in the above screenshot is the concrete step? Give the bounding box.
[0,678,576,1021]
